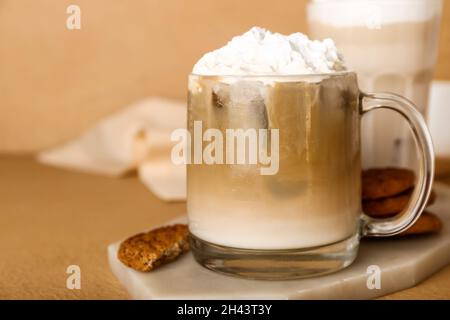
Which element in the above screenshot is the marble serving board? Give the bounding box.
[108,183,450,299]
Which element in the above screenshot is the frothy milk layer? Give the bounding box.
[308,0,443,27]
[192,27,346,75]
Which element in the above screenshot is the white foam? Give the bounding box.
[192,27,346,76]
[308,0,443,27]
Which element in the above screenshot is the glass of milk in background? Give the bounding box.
[307,0,443,169]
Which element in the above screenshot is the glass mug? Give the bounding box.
[307,0,443,170]
[187,72,434,280]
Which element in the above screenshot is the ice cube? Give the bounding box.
[212,82,230,109]
[263,81,320,197]
[228,80,268,130]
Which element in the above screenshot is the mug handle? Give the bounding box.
[360,92,435,237]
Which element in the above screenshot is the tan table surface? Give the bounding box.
[0,155,449,300]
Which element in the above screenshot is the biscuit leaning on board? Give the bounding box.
[118,224,189,272]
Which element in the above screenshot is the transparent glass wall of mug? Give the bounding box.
[307,0,443,169]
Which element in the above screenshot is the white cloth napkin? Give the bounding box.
[37,97,187,201]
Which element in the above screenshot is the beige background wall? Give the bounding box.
[1,0,449,152]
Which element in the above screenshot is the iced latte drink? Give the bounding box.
[186,28,434,279]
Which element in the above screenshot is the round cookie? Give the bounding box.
[118,224,190,272]
[363,189,436,218]
[398,211,442,237]
[362,168,415,200]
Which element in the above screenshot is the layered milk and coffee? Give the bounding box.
[188,27,361,250]
[308,0,443,168]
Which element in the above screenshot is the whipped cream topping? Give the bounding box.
[192,27,346,76]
